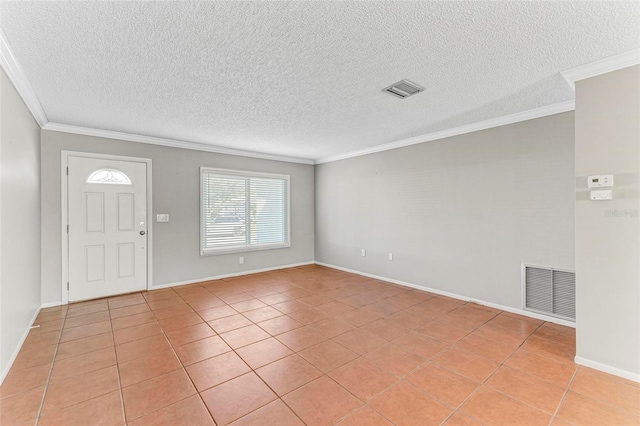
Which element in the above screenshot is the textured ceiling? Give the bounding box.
[1,1,639,161]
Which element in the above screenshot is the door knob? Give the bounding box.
[140,230,146,235]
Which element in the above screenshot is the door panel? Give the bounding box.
[68,156,147,301]
[117,193,134,231]
[117,243,135,278]
[85,193,105,232]
[85,245,105,282]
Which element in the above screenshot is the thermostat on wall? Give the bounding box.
[588,174,613,188]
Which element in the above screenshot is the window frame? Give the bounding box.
[200,167,291,256]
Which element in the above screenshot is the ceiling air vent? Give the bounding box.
[382,79,424,99]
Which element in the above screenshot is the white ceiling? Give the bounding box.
[1,1,639,162]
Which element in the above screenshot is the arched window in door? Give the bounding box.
[86,169,132,185]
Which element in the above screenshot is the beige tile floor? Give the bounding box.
[1,265,638,425]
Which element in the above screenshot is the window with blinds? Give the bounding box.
[200,168,290,255]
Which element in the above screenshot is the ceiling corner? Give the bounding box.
[561,48,640,86]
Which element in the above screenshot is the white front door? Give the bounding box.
[68,156,148,302]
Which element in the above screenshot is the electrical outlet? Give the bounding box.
[239,256,244,265]
[361,249,366,257]
[388,253,393,261]
[156,214,169,222]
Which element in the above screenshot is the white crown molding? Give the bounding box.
[42,122,315,165]
[315,100,575,164]
[0,31,48,127]
[1,26,634,166]
[561,48,640,89]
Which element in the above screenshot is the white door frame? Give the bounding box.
[61,151,153,305]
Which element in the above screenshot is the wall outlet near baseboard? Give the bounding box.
[388,253,393,261]
[239,256,244,265]
[361,249,366,257]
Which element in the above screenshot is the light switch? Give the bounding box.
[590,190,613,201]
[156,214,170,222]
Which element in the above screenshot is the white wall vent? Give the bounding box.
[382,79,424,98]
[523,264,575,321]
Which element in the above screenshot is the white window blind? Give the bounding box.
[200,168,290,255]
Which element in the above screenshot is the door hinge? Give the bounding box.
[67,282,69,291]
[66,167,69,176]
[67,224,69,233]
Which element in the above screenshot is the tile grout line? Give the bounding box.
[172,288,233,425]
[405,308,501,425]
[184,279,553,425]
[31,275,311,424]
[317,296,495,423]
[182,283,311,425]
[177,279,367,425]
[137,288,215,424]
[437,313,547,424]
[17,268,588,426]
[36,281,355,423]
[206,280,318,422]
[264,272,584,421]
[458,318,581,423]
[240,293,467,424]
[226,284,505,424]
[550,366,580,424]
[148,285,290,423]
[33,306,69,425]
[113,290,207,423]
[108,298,135,426]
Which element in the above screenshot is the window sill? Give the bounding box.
[201,242,291,256]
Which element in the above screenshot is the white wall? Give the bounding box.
[40,130,315,305]
[315,112,575,311]
[0,68,41,380]
[575,65,640,380]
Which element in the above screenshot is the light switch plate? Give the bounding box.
[156,214,170,222]
[588,174,614,188]
[590,190,613,201]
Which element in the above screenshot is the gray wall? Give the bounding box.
[316,112,575,310]
[0,69,41,379]
[41,131,315,304]
[575,65,640,378]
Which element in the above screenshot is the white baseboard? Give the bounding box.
[42,261,316,303]
[151,261,316,290]
[574,356,640,383]
[314,261,576,328]
[328,258,637,383]
[0,306,41,385]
